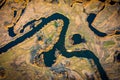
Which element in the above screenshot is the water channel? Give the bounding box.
[0,13,109,80]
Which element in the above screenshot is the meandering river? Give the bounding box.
[0,13,108,80]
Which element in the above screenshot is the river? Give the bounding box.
[0,13,108,80]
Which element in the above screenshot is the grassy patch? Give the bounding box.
[54,21,59,28]
[103,40,115,47]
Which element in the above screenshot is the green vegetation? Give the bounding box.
[54,21,59,28]
[103,40,115,47]
[45,37,52,44]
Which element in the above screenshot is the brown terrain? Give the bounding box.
[0,0,120,80]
